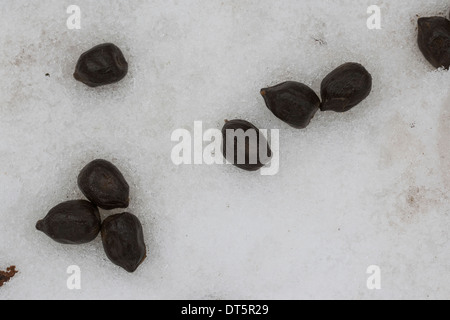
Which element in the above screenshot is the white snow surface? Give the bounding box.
[0,0,449,300]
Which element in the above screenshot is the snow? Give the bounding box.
[0,0,449,300]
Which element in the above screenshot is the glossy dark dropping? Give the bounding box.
[260,81,321,129]
[78,159,130,210]
[417,17,450,69]
[36,200,101,245]
[101,213,147,273]
[222,120,272,172]
[74,43,128,87]
[320,62,372,113]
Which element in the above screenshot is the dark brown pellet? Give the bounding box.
[36,200,101,245]
[101,212,147,273]
[222,120,272,172]
[77,159,130,210]
[320,62,372,113]
[417,17,450,69]
[74,43,128,87]
[261,81,321,129]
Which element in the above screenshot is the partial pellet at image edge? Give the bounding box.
[417,16,450,70]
